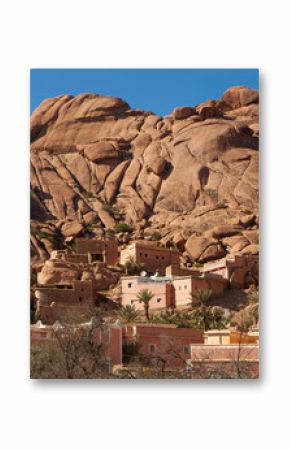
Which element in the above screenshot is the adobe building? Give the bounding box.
[202,254,259,288]
[122,323,203,368]
[121,275,175,310]
[120,241,180,275]
[172,274,227,308]
[50,249,89,264]
[189,329,259,378]
[75,237,118,266]
[30,321,122,373]
[190,342,259,364]
[35,280,94,324]
[121,273,227,311]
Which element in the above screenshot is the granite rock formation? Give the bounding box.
[30,86,259,267]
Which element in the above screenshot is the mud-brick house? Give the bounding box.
[30,321,122,374]
[189,329,259,378]
[35,280,94,324]
[202,254,259,288]
[121,275,175,310]
[121,273,227,311]
[75,237,118,266]
[120,241,180,275]
[122,324,203,368]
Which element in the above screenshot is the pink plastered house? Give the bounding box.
[121,274,227,311]
[121,276,175,311]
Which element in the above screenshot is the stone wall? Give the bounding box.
[36,280,94,324]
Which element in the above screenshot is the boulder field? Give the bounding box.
[30,86,259,267]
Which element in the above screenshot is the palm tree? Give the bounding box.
[188,288,212,308]
[117,305,141,324]
[189,289,213,331]
[136,289,154,321]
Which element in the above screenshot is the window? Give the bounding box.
[179,286,181,290]
[156,255,159,259]
[149,344,156,353]
[128,283,132,288]
[183,346,190,355]
[156,298,162,303]
[184,285,187,289]
[145,253,148,258]
[79,297,83,302]
[131,300,134,305]
[139,252,143,256]
[161,256,165,260]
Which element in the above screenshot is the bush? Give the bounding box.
[194,262,203,268]
[68,241,77,253]
[102,203,115,216]
[151,231,161,241]
[115,222,133,234]
[105,229,115,239]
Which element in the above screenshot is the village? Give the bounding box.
[31,234,259,379]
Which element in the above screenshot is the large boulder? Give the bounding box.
[173,106,197,120]
[37,260,79,285]
[221,86,259,110]
[61,221,83,238]
[185,236,216,261]
[83,142,119,162]
[212,225,243,238]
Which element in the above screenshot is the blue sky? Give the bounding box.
[30,69,259,117]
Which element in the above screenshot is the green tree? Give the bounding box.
[115,222,133,234]
[124,256,143,275]
[137,289,154,321]
[151,231,161,241]
[117,305,141,324]
[188,289,228,331]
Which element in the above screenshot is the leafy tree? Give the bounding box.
[137,289,154,321]
[117,305,141,324]
[124,256,143,275]
[115,222,133,234]
[188,289,228,331]
[151,231,161,241]
[189,288,213,308]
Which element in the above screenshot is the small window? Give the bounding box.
[139,252,143,256]
[156,298,162,303]
[145,254,148,258]
[131,300,134,305]
[128,283,132,288]
[184,285,187,289]
[183,346,190,355]
[149,344,156,353]
[161,256,165,260]
[179,286,181,290]
[79,297,83,302]
[156,255,159,259]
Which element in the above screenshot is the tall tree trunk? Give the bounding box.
[145,304,149,321]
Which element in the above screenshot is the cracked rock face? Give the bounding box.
[31,86,259,265]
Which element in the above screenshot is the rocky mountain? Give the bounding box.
[30,86,259,269]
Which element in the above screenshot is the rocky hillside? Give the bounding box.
[30,86,259,268]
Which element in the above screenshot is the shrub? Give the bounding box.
[102,203,115,216]
[105,229,115,239]
[115,222,133,234]
[68,241,77,253]
[194,261,203,268]
[151,231,161,241]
